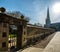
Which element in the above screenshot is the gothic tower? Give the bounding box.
[45,7,51,27]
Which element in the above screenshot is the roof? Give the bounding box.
[0,13,28,22]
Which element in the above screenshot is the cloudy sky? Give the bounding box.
[0,0,60,25]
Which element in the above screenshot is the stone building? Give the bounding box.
[45,8,60,31]
[45,8,51,28]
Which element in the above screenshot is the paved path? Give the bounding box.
[43,32,60,52]
[21,32,56,52]
[21,47,43,52]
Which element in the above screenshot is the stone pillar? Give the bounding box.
[16,24,23,49]
[0,23,9,51]
[16,21,27,50]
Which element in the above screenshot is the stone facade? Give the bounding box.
[0,23,9,51]
[0,13,28,51]
[0,12,55,51]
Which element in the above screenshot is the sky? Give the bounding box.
[0,0,60,25]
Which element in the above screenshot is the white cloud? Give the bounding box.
[29,0,60,25]
[50,3,60,23]
[31,0,47,25]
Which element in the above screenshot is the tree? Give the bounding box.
[6,11,30,21]
[34,23,43,27]
[6,11,21,17]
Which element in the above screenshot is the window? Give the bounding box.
[3,23,7,27]
[2,32,7,37]
[2,42,6,47]
[24,31,26,35]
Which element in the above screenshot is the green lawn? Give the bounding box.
[9,34,16,38]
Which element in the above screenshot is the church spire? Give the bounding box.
[47,7,50,19]
[45,7,51,27]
